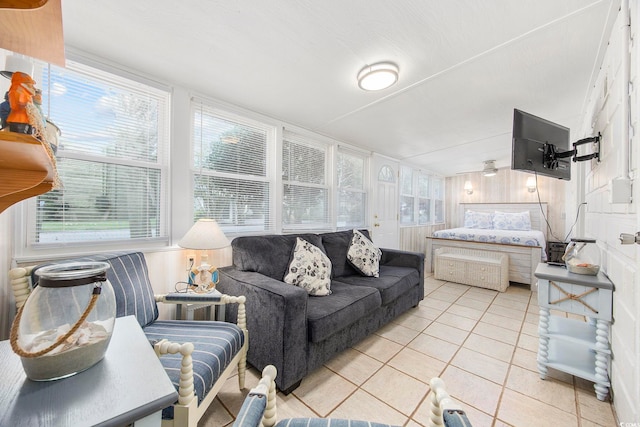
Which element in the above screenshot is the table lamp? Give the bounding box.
[178,219,230,293]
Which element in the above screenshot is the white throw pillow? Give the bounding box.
[463,210,494,229]
[283,238,332,296]
[347,229,382,277]
[492,211,532,231]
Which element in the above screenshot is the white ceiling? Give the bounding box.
[61,0,619,177]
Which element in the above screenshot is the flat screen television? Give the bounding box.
[511,108,571,180]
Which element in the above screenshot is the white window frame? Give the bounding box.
[336,146,368,230]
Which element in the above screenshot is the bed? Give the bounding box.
[426,202,548,287]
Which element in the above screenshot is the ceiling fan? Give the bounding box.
[456,160,499,177]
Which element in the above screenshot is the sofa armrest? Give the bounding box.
[217,267,309,392]
[380,248,425,272]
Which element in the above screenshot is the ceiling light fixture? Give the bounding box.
[482,160,498,177]
[357,62,399,91]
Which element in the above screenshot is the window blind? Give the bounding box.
[28,60,170,247]
[192,102,275,234]
[400,165,415,224]
[282,131,329,230]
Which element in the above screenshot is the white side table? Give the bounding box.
[534,263,614,401]
[162,289,226,321]
[0,316,177,426]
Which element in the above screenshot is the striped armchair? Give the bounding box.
[9,251,248,427]
[233,367,473,427]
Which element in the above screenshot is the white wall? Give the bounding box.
[578,2,639,422]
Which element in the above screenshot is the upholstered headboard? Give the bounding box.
[458,202,548,241]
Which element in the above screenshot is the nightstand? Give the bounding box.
[534,263,614,401]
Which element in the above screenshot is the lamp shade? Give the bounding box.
[178,219,230,250]
[526,176,537,192]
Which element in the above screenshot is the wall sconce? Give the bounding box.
[526,176,537,193]
[464,181,473,195]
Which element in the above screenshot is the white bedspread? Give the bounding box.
[432,227,547,260]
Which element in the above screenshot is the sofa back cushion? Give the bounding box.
[320,229,372,278]
[232,234,326,281]
[32,251,159,328]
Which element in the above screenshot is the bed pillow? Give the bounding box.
[492,211,532,231]
[347,229,382,277]
[463,210,494,229]
[283,237,332,296]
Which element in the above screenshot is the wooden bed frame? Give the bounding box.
[426,202,548,287]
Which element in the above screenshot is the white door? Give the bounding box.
[370,156,399,249]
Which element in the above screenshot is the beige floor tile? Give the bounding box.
[362,365,427,416]
[353,334,403,363]
[410,302,442,321]
[497,388,578,427]
[511,347,539,373]
[198,398,233,427]
[375,322,421,345]
[441,365,502,416]
[329,389,408,426]
[451,347,509,385]
[492,295,529,311]
[463,333,515,362]
[524,311,540,325]
[430,289,462,303]
[446,303,485,320]
[516,332,539,353]
[455,295,491,311]
[473,321,520,345]
[487,304,526,321]
[424,321,470,345]
[392,310,434,332]
[437,311,478,331]
[408,332,459,363]
[576,387,617,426]
[441,282,471,295]
[520,320,539,337]
[480,311,522,332]
[505,365,577,414]
[388,346,447,382]
[274,391,319,419]
[420,296,451,311]
[324,348,383,386]
[293,366,358,416]
[465,287,498,301]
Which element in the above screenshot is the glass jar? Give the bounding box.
[11,262,116,381]
[563,238,601,275]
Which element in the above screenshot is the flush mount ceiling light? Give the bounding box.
[357,62,399,91]
[482,160,498,177]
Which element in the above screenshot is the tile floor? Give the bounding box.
[201,275,618,427]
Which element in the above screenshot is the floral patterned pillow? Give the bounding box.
[347,229,382,277]
[463,210,494,229]
[492,211,531,231]
[283,238,332,296]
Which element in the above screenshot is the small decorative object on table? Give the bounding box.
[563,237,601,275]
[10,262,116,381]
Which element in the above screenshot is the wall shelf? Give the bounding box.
[0,131,54,213]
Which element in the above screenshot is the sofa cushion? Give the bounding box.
[32,251,159,328]
[284,238,332,296]
[347,229,382,277]
[320,229,372,278]
[306,281,381,343]
[335,265,420,306]
[144,320,245,420]
[232,234,325,281]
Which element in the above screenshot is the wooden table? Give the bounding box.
[0,315,178,426]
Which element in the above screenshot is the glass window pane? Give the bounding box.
[400,195,414,224]
[283,184,329,227]
[419,198,431,224]
[337,190,365,228]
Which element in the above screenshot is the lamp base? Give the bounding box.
[188,264,219,293]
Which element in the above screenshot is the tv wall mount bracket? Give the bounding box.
[543,132,601,170]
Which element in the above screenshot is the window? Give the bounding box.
[336,148,366,229]
[27,60,170,248]
[191,102,275,234]
[399,165,444,226]
[282,130,330,231]
[400,166,414,224]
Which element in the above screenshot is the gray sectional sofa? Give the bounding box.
[217,229,425,393]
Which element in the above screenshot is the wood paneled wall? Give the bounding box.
[400,224,447,253]
[445,167,569,242]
